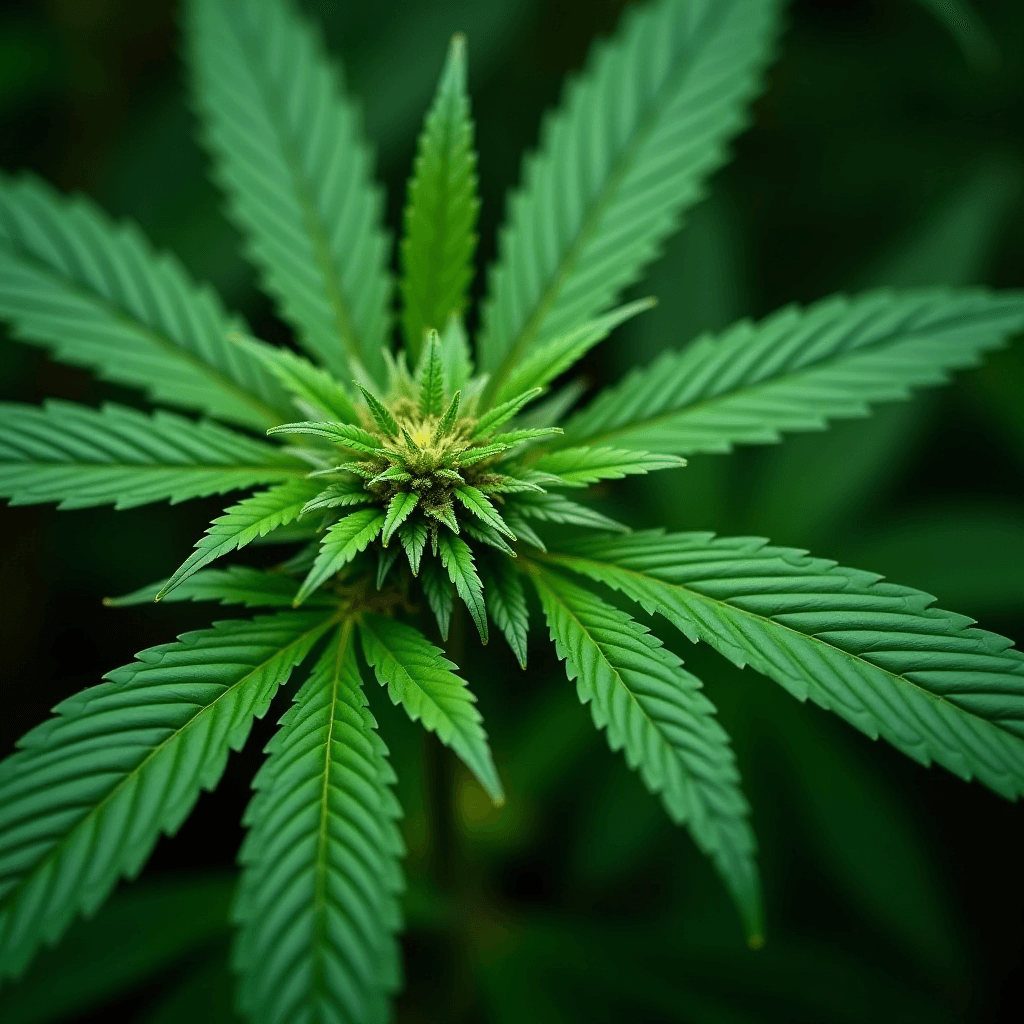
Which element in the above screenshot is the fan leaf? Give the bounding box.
[400,34,480,361]
[478,0,779,385]
[532,566,761,940]
[560,288,1024,455]
[106,567,332,609]
[158,479,322,599]
[0,174,288,429]
[527,446,686,486]
[187,0,391,380]
[295,509,385,605]
[437,532,489,642]
[546,532,1024,799]
[234,624,403,1024]
[0,401,305,510]
[358,615,503,803]
[0,610,336,979]
[480,555,529,668]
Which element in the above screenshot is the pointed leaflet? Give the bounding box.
[421,557,454,641]
[527,447,686,486]
[480,555,530,668]
[434,391,462,440]
[478,0,779,385]
[454,486,515,539]
[268,421,384,457]
[187,0,391,380]
[158,480,322,599]
[231,333,360,423]
[532,567,761,939]
[0,174,289,430]
[398,520,428,575]
[0,610,335,980]
[359,615,503,803]
[400,35,480,361]
[417,331,445,417]
[382,491,419,546]
[437,532,489,642]
[485,299,656,407]
[439,314,473,394]
[107,567,332,609]
[472,389,542,439]
[300,479,370,515]
[560,288,1024,455]
[295,510,385,605]
[0,401,305,510]
[234,626,403,1024]
[506,491,628,532]
[546,531,1024,799]
[355,383,400,437]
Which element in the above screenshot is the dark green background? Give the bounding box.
[1,0,1023,1021]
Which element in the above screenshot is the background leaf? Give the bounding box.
[187,0,392,380]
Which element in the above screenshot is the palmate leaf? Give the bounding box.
[480,555,530,668]
[528,446,686,486]
[0,401,305,510]
[546,532,1024,799]
[157,479,323,599]
[235,625,403,1024]
[187,0,391,381]
[106,566,334,609]
[358,615,503,803]
[0,610,336,980]
[477,0,779,385]
[295,509,385,606]
[400,34,480,360]
[560,288,1024,455]
[0,175,289,430]
[531,567,761,940]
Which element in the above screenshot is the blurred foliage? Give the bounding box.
[0,0,1022,1021]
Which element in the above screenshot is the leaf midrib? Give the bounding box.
[561,302,1017,451]
[0,613,338,929]
[536,570,717,819]
[230,8,367,372]
[1,241,284,429]
[544,551,1022,779]
[483,0,734,393]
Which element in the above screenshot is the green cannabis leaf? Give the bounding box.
[2,0,1024,1020]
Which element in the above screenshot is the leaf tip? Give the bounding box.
[747,933,766,951]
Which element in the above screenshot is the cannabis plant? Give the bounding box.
[1,0,1023,1019]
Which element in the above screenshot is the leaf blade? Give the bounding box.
[0,610,336,979]
[234,624,403,1024]
[546,531,1024,800]
[532,566,761,940]
[358,615,503,803]
[560,288,1024,455]
[187,0,391,380]
[0,401,305,510]
[400,34,480,360]
[478,0,779,383]
[0,174,289,429]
